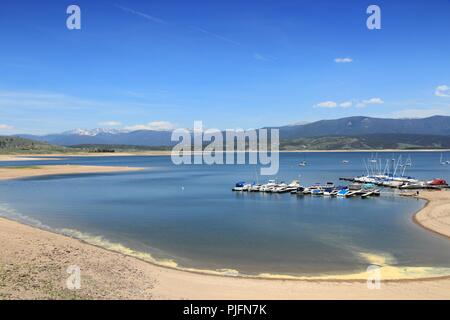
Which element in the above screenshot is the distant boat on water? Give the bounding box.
[440,153,449,165]
[299,161,307,166]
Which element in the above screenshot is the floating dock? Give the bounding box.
[232,181,381,199]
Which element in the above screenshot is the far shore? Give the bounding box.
[0,152,171,161]
[1,148,450,162]
[281,149,450,153]
[0,164,450,299]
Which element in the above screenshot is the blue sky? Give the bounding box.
[1,0,449,134]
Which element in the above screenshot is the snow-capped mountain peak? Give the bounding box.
[62,128,127,136]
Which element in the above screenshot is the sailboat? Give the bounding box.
[440,153,448,165]
[369,153,378,163]
[404,155,412,167]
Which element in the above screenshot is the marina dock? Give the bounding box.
[233,155,448,199]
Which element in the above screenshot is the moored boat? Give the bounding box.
[427,178,448,188]
[291,186,305,195]
[232,182,246,191]
[337,188,349,197]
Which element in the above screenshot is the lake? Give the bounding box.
[1,151,450,278]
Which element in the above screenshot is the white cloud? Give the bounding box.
[334,57,353,63]
[356,97,384,107]
[314,101,337,108]
[124,121,177,131]
[435,85,450,97]
[339,101,353,108]
[99,121,121,127]
[315,98,383,109]
[361,97,384,105]
[0,124,14,130]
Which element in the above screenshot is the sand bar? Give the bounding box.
[0,155,64,162]
[0,165,144,181]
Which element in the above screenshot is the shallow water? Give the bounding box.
[1,152,450,277]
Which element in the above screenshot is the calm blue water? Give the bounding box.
[1,152,450,276]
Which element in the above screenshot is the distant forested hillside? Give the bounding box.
[275,115,450,139]
[280,134,450,150]
[0,136,70,153]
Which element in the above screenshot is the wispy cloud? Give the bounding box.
[360,97,384,106]
[115,4,240,46]
[115,4,272,62]
[0,90,111,110]
[124,121,177,131]
[435,85,450,97]
[190,26,240,46]
[0,124,14,130]
[115,4,167,25]
[334,57,353,63]
[99,121,121,127]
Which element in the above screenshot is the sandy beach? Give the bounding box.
[0,155,63,162]
[0,165,449,299]
[415,191,450,239]
[0,165,144,181]
[1,215,450,300]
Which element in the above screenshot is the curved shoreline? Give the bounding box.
[1,164,450,298]
[1,215,450,299]
[413,191,450,239]
[1,213,450,284]
[1,169,449,282]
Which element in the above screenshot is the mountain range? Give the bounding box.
[275,115,450,139]
[14,115,450,149]
[18,129,174,147]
